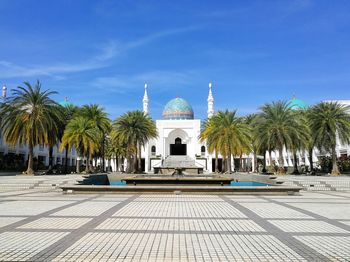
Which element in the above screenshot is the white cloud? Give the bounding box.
[0,26,198,79]
[0,41,118,78]
[92,70,196,93]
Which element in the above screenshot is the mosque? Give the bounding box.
[1,82,350,173]
[137,83,350,173]
[139,82,216,173]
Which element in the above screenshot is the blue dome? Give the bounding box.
[162,97,194,120]
[59,98,73,107]
[288,98,307,110]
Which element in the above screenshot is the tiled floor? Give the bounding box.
[0,181,349,261]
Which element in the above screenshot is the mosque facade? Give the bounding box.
[1,83,350,173]
[139,82,251,173]
[138,83,350,173]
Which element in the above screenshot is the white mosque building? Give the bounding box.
[135,83,350,173]
[139,82,216,173]
[0,85,78,171]
[1,82,350,173]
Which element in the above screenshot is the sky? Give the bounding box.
[1,0,350,120]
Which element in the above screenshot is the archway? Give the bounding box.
[170,137,187,155]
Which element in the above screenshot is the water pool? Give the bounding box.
[110,181,126,186]
[110,181,269,186]
[231,181,269,186]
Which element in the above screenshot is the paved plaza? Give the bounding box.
[0,176,350,261]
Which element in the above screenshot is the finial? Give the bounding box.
[2,85,7,99]
[209,82,212,89]
[144,82,148,89]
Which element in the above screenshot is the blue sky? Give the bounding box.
[1,0,350,120]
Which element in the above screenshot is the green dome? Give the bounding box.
[162,97,194,120]
[288,98,307,110]
[59,98,73,107]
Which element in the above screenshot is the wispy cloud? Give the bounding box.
[0,26,198,79]
[0,41,120,78]
[92,70,197,94]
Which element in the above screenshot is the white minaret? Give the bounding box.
[143,82,149,114]
[207,82,214,118]
[2,85,7,100]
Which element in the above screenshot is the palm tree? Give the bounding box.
[199,116,221,173]
[46,106,65,174]
[113,110,157,173]
[79,104,111,171]
[199,110,251,173]
[287,110,310,174]
[258,101,302,174]
[61,104,79,173]
[60,117,100,173]
[244,114,260,172]
[305,107,316,173]
[0,81,62,175]
[108,130,127,172]
[309,102,350,176]
[253,117,271,173]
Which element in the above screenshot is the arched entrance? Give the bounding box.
[170,137,187,155]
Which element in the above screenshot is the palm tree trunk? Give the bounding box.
[102,135,105,172]
[133,153,138,173]
[76,157,80,173]
[138,144,142,173]
[215,151,219,173]
[331,144,340,176]
[47,145,54,174]
[262,151,267,173]
[308,147,314,173]
[278,147,285,174]
[239,154,242,171]
[227,155,232,173]
[292,151,299,174]
[253,150,258,173]
[85,154,90,173]
[64,145,69,174]
[26,141,34,175]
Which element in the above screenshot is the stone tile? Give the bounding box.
[287,203,350,220]
[295,236,350,261]
[53,232,306,262]
[269,219,349,233]
[50,201,118,217]
[96,218,265,232]
[0,217,26,227]
[0,201,74,216]
[19,217,93,230]
[240,202,313,219]
[0,231,69,261]
[113,201,247,218]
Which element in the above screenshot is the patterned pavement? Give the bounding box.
[0,185,349,261]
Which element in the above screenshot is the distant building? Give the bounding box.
[0,92,77,171]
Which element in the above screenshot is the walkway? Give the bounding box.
[0,175,349,261]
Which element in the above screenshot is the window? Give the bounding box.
[151,146,156,156]
[175,137,182,144]
[201,146,206,156]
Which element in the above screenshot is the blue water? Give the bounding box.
[110,181,269,186]
[231,181,269,187]
[110,181,126,186]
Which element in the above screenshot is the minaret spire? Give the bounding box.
[207,81,214,118]
[2,85,7,101]
[143,82,149,114]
